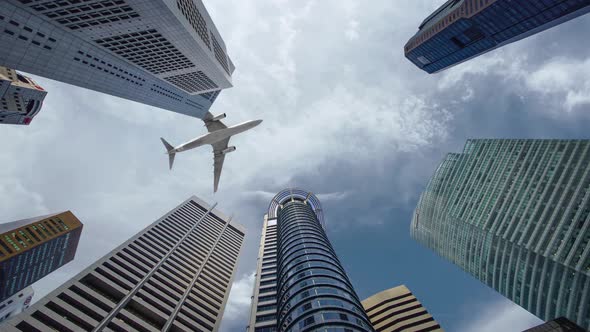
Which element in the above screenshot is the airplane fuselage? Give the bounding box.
[173,119,262,153]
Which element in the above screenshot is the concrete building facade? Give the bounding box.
[405,0,590,73]
[0,211,83,303]
[411,139,590,329]
[0,0,234,119]
[2,196,245,332]
[362,285,443,332]
[0,287,34,323]
[247,188,373,332]
[0,66,46,125]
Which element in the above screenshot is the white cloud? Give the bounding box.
[525,57,590,111]
[316,191,350,201]
[220,272,256,331]
[461,87,474,102]
[437,51,527,90]
[0,179,48,221]
[456,300,543,332]
[345,20,360,41]
[435,44,590,114]
[242,190,351,202]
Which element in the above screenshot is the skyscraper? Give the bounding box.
[0,287,33,323]
[411,139,590,329]
[0,211,83,303]
[0,66,46,125]
[405,1,590,74]
[362,285,443,332]
[2,196,245,332]
[247,188,373,332]
[0,0,233,119]
[523,317,585,332]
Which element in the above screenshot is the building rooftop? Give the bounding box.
[419,0,463,31]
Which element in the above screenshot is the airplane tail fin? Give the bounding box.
[160,138,176,170]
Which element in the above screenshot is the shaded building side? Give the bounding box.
[523,317,586,332]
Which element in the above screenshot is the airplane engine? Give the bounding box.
[211,113,226,121]
[222,146,236,155]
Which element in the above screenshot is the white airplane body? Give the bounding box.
[161,114,262,192]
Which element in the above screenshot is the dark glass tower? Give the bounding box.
[248,189,373,332]
[405,0,590,74]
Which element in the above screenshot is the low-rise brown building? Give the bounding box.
[362,285,443,332]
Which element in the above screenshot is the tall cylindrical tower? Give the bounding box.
[268,189,372,331]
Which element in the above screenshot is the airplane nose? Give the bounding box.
[254,119,263,126]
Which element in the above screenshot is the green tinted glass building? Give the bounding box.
[411,139,590,329]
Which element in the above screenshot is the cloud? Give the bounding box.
[241,191,276,202]
[242,190,351,203]
[0,179,48,221]
[525,57,590,111]
[435,39,590,114]
[345,20,360,41]
[316,191,350,201]
[220,272,256,332]
[456,300,543,332]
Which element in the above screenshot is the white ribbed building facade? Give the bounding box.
[411,139,590,330]
[0,0,233,119]
[2,196,245,332]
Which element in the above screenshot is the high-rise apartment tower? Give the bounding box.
[2,196,245,332]
[0,0,234,119]
[405,0,590,74]
[247,188,373,332]
[0,211,83,303]
[411,139,590,329]
[0,66,46,125]
[362,285,443,332]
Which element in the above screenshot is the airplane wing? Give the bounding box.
[205,118,227,133]
[211,137,230,192]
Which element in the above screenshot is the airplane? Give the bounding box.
[160,113,262,192]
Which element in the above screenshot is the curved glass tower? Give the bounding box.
[248,189,373,332]
[412,139,590,329]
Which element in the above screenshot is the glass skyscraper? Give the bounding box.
[405,0,590,74]
[411,139,590,329]
[247,188,373,332]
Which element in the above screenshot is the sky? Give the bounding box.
[2,0,590,331]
